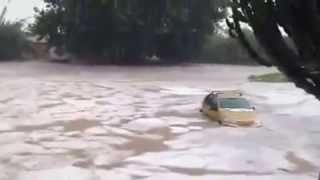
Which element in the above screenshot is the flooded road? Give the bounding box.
[0,61,319,180]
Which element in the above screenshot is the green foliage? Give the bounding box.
[228,0,320,100]
[0,5,29,60]
[31,0,228,64]
[249,73,289,83]
[0,22,29,60]
[197,33,259,65]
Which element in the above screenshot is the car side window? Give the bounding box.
[204,95,211,104]
[207,94,218,110]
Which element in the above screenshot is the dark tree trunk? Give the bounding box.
[228,0,320,100]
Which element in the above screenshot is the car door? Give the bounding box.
[202,95,211,113]
[206,95,219,121]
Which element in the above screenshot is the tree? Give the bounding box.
[31,0,228,64]
[227,0,320,100]
[0,4,29,60]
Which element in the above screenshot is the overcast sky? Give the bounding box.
[0,0,44,23]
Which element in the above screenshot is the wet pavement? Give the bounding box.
[0,61,319,180]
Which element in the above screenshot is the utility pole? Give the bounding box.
[0,6,7,23]
[0,0,11,23]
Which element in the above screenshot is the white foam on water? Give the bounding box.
[0,143,47,155]
[28,130,60,142]
[17,166,94,180]
[0,122,14,131]
[162,117,204,125]
[0,132,25,144]
[188,126,203,131]
[83,136,129,145]
[116,167,153,178]
[41,139,102,150]
[48,126,65,131]
[123,118,168,132]
[95,170,132,180]
[94,150,134,166]
[64,131,81,136]
[243,83,309,105]
[103,126,136,137]
[170,127,190,134]
[275,99,320,117]
[161,86,208,95]
[0,64,319,180]
[126,151,208,169]
[144,173,313,180]
[101,119,122,125]
[243,83,320,117]
[84,127,108,135]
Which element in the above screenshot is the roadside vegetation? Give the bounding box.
[0,5,30,60]
[249,73,289,83]
[197,30,262,65]
[30,0,230,64]
[228,0,320,100]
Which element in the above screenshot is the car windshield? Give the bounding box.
[219,98,251,109]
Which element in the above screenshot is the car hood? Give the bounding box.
[222,108,254,112]
[220,109,256,126]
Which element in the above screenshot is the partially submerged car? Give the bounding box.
[49,46,72,63]
[200,90,257,127]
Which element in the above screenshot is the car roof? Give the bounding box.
[211,90,243,99]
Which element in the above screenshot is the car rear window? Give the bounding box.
[219,98,251,109]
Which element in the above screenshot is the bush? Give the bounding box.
[249,73,289,83]
[0,22,29,60]
[196,34,260,65]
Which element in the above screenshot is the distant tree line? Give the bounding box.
[31,0,229,64]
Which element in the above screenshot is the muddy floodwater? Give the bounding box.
[0,61,319,180]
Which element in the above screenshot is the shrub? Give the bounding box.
[0,22,29,60]
[197,35,259,65]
